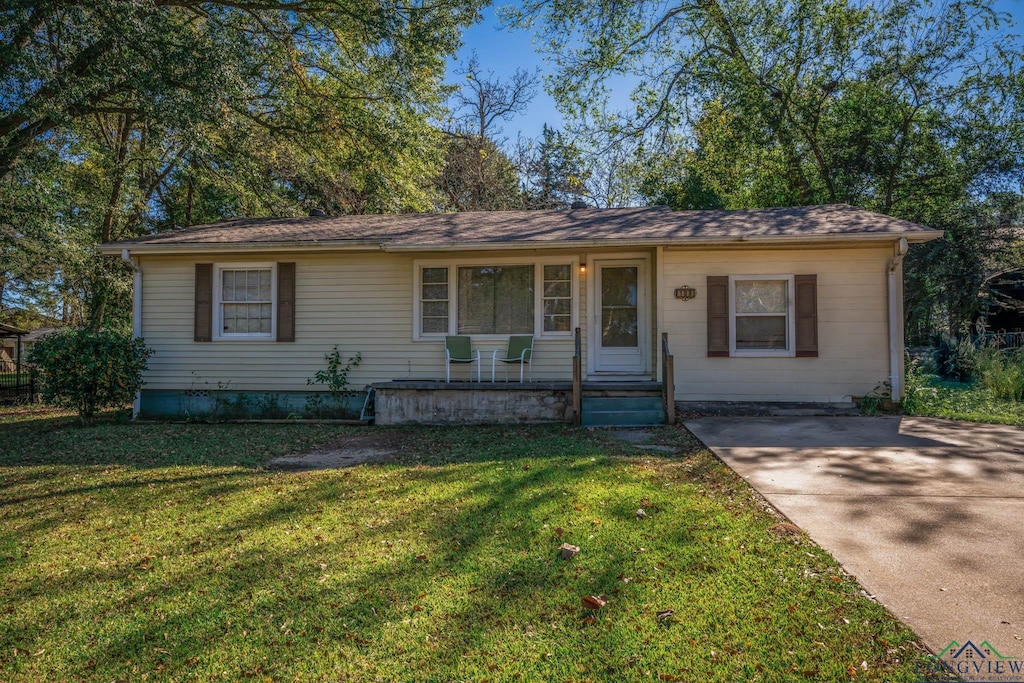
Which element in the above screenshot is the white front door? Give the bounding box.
[592,258,648,375]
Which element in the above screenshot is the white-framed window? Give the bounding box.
[542,264,573,333]
[457,265,535,334]
[729,275,795,357]
[420,267,449,334]
[214,263,276,339]
[413,256,578,340]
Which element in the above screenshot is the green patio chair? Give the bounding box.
[492,335,534,382]
[445,335,481,383]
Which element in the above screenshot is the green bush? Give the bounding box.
[973,346,1024,401]
[933,332,976,381]
[29,328,152,425]
[306,346,362,418]
[901,359,936,415]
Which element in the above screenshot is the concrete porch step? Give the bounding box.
[581,396,666,427]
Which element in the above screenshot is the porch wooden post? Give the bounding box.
[572,327,582,426]
[662,333,676,424]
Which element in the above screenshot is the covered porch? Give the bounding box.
[372,330,676,427]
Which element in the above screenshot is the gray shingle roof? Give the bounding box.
[101,204,940,252]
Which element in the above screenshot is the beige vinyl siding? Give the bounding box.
[138,244,892,400]
[661,246,892,402]
[139,251,581,391]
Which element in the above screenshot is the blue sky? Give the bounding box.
[447,6,564,142]
[450,1,1024,143]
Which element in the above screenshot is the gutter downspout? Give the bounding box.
[888,238,908,403]
[121,249,142,419]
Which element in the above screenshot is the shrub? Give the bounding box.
[902,359,937,415]
[933,332,975,381]
[306,346,362,418]
[973,346,1024,401]
[29,328,152,425]
[307,346,361,394]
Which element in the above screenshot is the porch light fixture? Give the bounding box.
[674,285,697,301]
[579,264,586,274]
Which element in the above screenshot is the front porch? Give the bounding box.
[372,379,668,426]
[372,326,677,427]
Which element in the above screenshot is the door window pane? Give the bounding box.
[457,266,534,334]
[601,267,638,347]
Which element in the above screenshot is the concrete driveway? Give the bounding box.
[685,415,1024,656]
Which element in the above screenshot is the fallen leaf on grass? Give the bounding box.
[768,523,801,537]
[582,595,607,609]
[554,526,564,537]
[415,553,428,561]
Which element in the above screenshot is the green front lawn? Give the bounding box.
[1,408,928,681]
[904,374,1024,425]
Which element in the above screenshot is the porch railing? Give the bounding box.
[662,333,676,424]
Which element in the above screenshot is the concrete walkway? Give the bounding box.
[685,415,1024,656]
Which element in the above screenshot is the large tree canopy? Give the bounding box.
[507,0,1024,335]
[1,0,484,326]
[0,0,480,180]
[506,0,1022,207]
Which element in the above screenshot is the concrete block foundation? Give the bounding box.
[373,381,572,426]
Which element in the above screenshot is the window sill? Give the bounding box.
[730,349,796,358]
[211,335,276,342]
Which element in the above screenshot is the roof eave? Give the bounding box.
[382,231,943,252]
[100,230,942,255]
[97,240,384,255]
